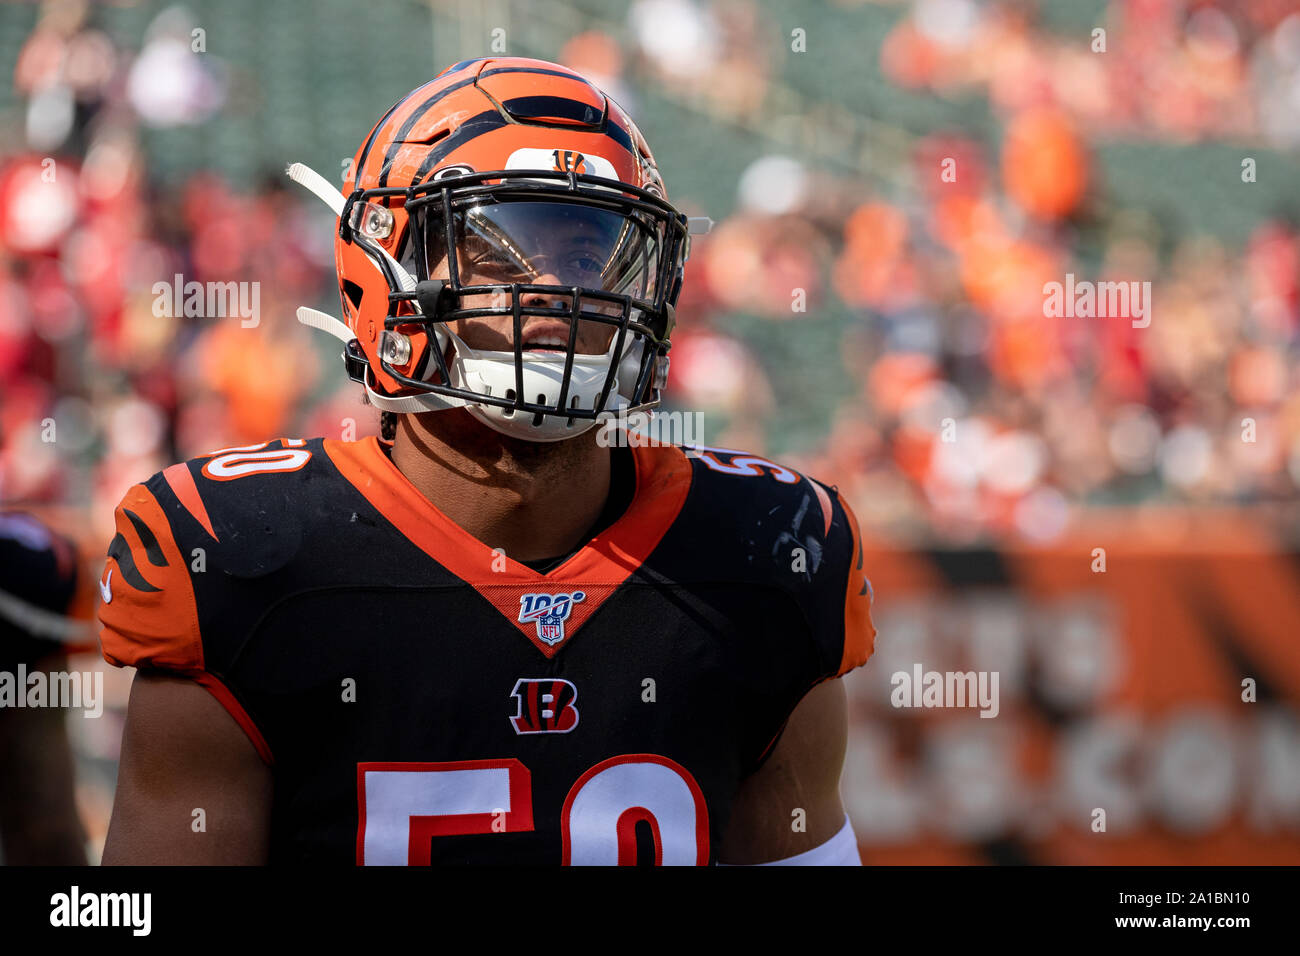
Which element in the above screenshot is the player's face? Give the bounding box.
[427,245,620,356]
[422,201,660,356]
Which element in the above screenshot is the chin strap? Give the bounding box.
[286,162,347,214]
[296,306,352,343]
[286,162,417,293]
[288,161,463,415]
[296,307,467,414]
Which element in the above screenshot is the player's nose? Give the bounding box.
[520,274,569,311]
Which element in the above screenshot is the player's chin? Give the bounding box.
[435,407,599,457]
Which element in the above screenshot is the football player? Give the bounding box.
[0,512,88,865]
[99,57,875,865]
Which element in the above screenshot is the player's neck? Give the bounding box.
[388,409,613,564]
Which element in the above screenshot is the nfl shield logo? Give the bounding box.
[518,591,586,647]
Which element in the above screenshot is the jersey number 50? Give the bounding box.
[357,754,709,866]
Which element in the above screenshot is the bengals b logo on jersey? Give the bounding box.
[551,150,587,175]
[510,678,579,734]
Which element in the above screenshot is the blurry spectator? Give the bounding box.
[0,512,88,865]
[4,0,1300,554]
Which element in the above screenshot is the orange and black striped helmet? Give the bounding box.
[326,57,692,441]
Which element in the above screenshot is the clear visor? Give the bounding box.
[422,200,663,302]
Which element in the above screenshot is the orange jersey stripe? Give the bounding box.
[810,479,834,538]
[98,484,203,672]
[162,462,218,541]
[836,494,876,676]
[192,672,274,766]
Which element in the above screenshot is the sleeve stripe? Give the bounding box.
[106,532,162,592]
[810,480,834,538]
[162,462,219,541]
[836,495,876,677]
[99,484,204,673]
[124,508,168,566]
[192,672,275,767]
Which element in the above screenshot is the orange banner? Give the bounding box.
[845,513,1300,864]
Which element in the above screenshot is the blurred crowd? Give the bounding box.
[881,0,1300,146]
[0,1,362,553]
[3,0,1300,562]
[607,0,1300,543]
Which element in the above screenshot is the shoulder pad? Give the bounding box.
[98,437,321,669]
[161,437,319,579]
[683,445,874,677]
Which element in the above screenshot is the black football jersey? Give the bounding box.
[1,512,80,666]
[99,435,875,865]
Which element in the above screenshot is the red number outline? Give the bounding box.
[355,759,534,865]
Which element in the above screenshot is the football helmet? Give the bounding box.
[290,57,695,441]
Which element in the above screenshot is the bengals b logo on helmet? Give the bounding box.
[552,149,588,175]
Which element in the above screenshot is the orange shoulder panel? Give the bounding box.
[162,462,218,540]
[98,483,204,673]
[836,494,876,677]
[809,479,834,538]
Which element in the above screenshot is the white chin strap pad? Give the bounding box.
[295,303,647,430]
[445,329,639,442]
[296,308,466,415]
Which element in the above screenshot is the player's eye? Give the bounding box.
[462,243,526,279]
[471,252,516,273]
[564,252,606,277]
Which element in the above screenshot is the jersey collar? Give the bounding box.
[324,434,692,656]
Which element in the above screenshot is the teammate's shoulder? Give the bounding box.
[0,511,83,655]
